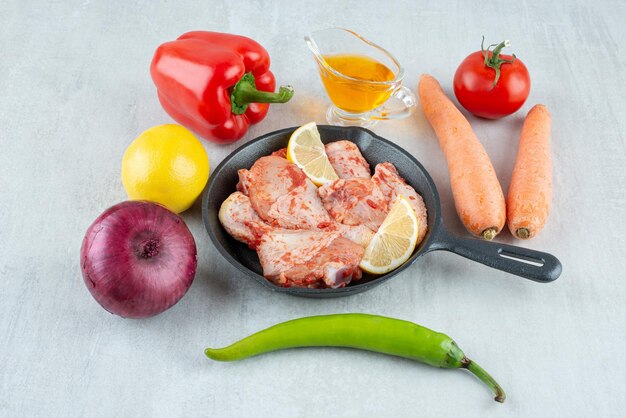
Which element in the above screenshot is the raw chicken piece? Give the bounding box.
[219,193,373,250]
[280,237,363,288]
[246,156,306,219]
[325,140,371,179]
[339,224,375,249]
[271,148,288,158]
[218,192,272,249]
[269,142,371,180]
[220,142,429,289]
[243,156,332,229]
[219,192,371,288]
[267,180,332,230]
[319,162,428,244]
[372,162,428,244]
[236,169,252,195]
[257,229,363,288]
[318,178,389,231]
[257,228,343,278]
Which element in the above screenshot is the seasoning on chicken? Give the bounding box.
[221,191,374,249]
[325,140,371,179]
[218,192,272,249]
[241,155,332,229]
[318,178,389,231]
[219,189,371,288]
[236,169,252,195]
[267,180,332,229]
[257,229,363,288]
[271,148,288,159]
[319,162,428,243]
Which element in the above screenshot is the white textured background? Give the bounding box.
[1,0,625,417]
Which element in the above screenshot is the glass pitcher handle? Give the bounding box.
[370,85,417,120]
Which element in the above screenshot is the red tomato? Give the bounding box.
[454,40,530,119]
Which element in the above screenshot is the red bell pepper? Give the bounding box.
[150,31,294,144]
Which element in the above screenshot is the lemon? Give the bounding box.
[121,124,210,213]
[359,195,419,274]
[286,122,338,186]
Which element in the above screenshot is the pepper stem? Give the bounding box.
[230,73,294,115]
[462,357,506,403]
[481,36,516,90]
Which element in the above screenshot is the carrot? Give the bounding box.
[418,74,505,240]
[507,104,552,239]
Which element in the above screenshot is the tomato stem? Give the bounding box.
[481,36,516,90]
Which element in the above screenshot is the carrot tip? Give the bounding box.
[482,228,498,241]
[515,228,531,239]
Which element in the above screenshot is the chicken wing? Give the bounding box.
[325,140,371,179]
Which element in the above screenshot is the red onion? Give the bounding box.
[80,201,197,318]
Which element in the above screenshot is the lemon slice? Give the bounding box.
[286,122,339,186]
[359,195,419,274]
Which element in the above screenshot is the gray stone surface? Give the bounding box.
[1,0,625,416]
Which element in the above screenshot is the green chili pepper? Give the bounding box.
[204,313,506,403]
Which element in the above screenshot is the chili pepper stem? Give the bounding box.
[462,357,506,403]
[231,72,294,115]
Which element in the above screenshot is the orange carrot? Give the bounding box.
[507,104,552,239]
[418,74,505,240]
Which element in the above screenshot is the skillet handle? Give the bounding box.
[431,229,562,283]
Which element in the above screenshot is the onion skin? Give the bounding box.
[80,201,197,318]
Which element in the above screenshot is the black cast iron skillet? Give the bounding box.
[202,126,562,298]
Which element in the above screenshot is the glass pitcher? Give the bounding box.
[305,28,416,127]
